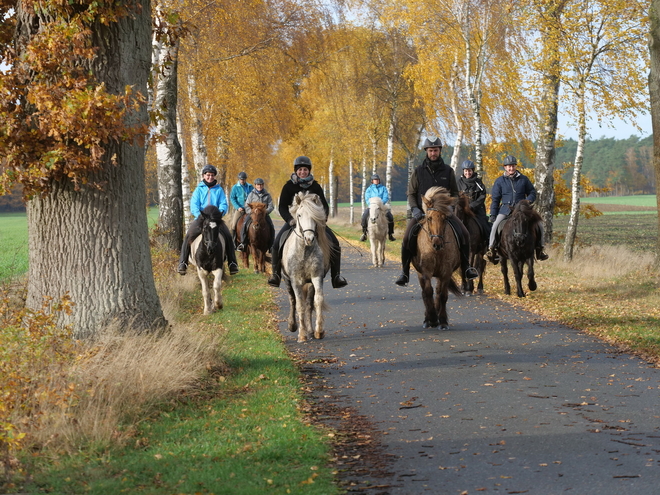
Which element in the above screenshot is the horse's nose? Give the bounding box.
[304,232,315,246]
[432,239,443,251]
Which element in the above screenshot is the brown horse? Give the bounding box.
[245,202,273,274]
[412,186,463,329]
[498,200,541,297]
[455,193,487,294]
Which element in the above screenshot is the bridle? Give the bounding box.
[423,207,446,248]
[203,220,219,254]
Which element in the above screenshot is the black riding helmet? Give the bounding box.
[254,178,265,185]
[461,160,475,170]
[238,171,247,179]
[371,174,380,181]
[503,155,518,166]
[294,156,312,171]
[422,137,443,149]
[202,165,217,175]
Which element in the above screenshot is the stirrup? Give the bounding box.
[236,243,244,251]
[359,233,367,242]
[332,275,348,288]
[395,272,409,286]
[486,248,500,265]
[177,262,187,275]
[229,262,239,275]
[465,267,479,280]
[267,273,281,288]
[536,249,549,261]
[388,234,396,242]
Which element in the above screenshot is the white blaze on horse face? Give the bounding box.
[297,213,316,246]
[209,221,217,229]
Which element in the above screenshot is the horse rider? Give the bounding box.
[486,155,549,264]
[267,156,348,289]
[457,160,491,237]
[178,164,239,276]
[395,137,479,287]
[237,177,276,251]
[229,171,254,247]
[359,173,396,243]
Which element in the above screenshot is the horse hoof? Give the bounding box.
[288,324,298,333]
[440,324,449,330]
[423,321,439,329]
[529,282,537,291]
[314,331,325,339]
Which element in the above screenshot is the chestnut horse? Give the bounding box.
[412,187,463,329]
[245,202,273,274]
[455,193,487,294]
[497,200,541,297]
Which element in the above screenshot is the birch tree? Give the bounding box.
[650,0,660,266]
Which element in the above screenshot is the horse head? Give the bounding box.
[249,202,266,231]
[292,192,325,247]
[510,200,538,247]
[423,187,454,251]
[455,192,474,223]
[368,197,384,224]
[201,205,222,255]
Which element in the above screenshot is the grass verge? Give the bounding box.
[5,248,337,495]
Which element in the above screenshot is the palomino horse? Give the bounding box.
[367,196,388,267]
[412,187,463,329]
[282,192,331,342]
[241,202,273,274]
[498,200,541,297]
[455,193,487,294]
[189,205,226,314]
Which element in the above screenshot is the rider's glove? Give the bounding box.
[411,208,424,221]
[288,219,296,227]
[489,215,497,223]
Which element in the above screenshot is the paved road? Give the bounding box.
[275,239,660,494]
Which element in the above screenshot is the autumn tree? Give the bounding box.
[0,0,166,338]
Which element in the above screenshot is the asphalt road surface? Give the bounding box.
[274,239,660,495]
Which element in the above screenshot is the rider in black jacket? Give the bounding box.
[395,137,478,286]
[457,159,491,237]
[267,156,348,289]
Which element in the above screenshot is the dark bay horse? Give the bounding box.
[189,205,226,314]
[245,202,273,274]
[455,193,487,294]
[498,200,541,297]
[412,186,463,329]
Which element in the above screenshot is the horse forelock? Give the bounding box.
[514,200,542,225]
[424,186,453,215]
[289,192,331,262]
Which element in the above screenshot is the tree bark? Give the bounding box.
[187,72,208,176]
[386,115,395,203]
[650,0,660,266]
[154,35,183,251]
[533,0,565,245]
[349,155,354,224]
[329,152,336,218]
[563,90,586,262]
[23,0,166,338]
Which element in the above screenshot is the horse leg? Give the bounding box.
[513,259,526,297]
[197,269,213,315]
[212,268,223,310]
[311,277,325,339]
[500,257,511,295]
[476,254,485,294]
[293,283,309,342]
[419,275,438,328]
[435,279,450,330]
[285,280,298,334]
[527,257,537,292]
[370,235,377,267]
[379,238,386,267]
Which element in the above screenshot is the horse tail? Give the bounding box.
[448,278,463,297]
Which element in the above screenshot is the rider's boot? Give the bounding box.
[178,241,191,275]
[330,253,348,288]
[267,238,281,287]
[360,228,367,242]
[388,222,396,242]
[536,246,549,261]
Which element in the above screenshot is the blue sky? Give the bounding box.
[558,112,652,141]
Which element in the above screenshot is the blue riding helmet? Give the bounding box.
[461,160,475,170]
[202,165,217,175]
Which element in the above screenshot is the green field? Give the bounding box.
[0,212,28,281]
[581,194,657,207]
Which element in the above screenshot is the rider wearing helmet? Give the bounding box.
[177,165,239,276]
[395,137,478,286]
[237,178,275,251]
[267,156,348,289]
[457,159,491,236]
[229,171,254,246]
[486,155,549,264]
[359,173,396,242]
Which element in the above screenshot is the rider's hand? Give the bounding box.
[411,208,424,221]
[489,215,497,223]
[289,219,296,227]
[239,207,244,212]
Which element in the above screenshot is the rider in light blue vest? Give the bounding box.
[359,174,396,242]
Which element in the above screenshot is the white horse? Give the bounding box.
[282,192,331,342]
[189,205,225,315]
[368,197,388,267]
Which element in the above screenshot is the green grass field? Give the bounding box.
[0,212,28,281]
[581,194,657,207]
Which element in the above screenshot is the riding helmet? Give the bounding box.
[202,165,218,175]
[238,171,248,179]
[503,155,518,166]
[254,177,265,185]
[461,160,475,170]
[294,155,312,171]
[422,137,443,149]
[371,174,380,181]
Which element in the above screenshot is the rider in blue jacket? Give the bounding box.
[359,174,396,242]
[178,165,239,275]
[486,155,549,264]
[229,171,254,244]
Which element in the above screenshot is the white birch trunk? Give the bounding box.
[328,152,335,218]
[187,72,208,176]
[361,154,367,211]
[177,108,192,230]
[349,155,354,224]
[563,91,587,262]
[386,117,395,204]
[450,52,464,173]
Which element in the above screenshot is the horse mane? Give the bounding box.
[423,186,455,216]
[289,192,332,262]
[456,192,475,220]
[368,196,387,212]
[249,202,267,216]
[201,205,223,223]
[514,200,542,225]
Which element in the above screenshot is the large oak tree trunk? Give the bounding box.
[23,0,166,339]
[650,0,660,267]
